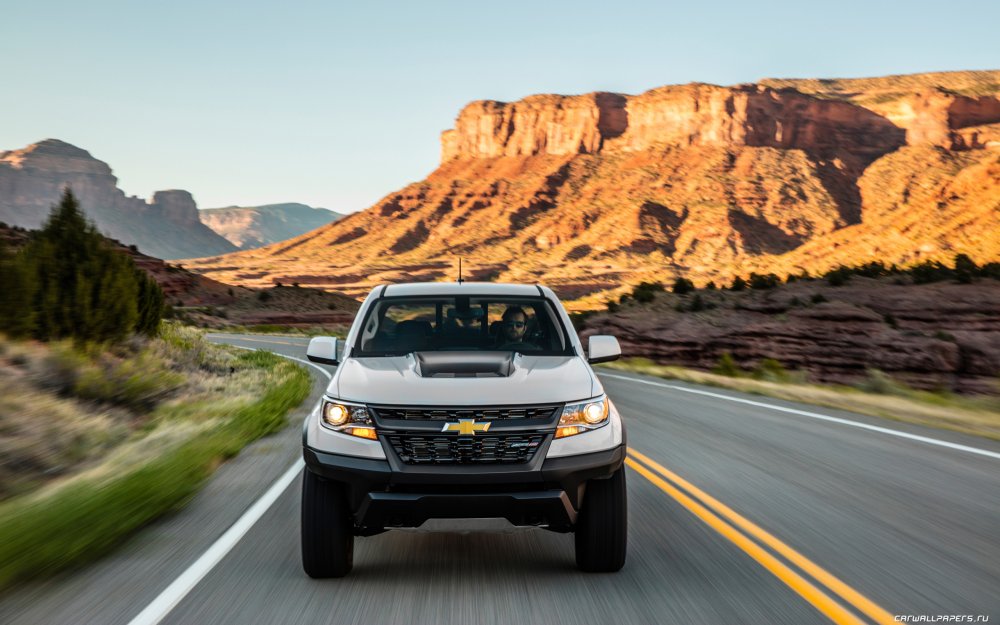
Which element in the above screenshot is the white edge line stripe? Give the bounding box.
[129,344,331,625]
[598,371,1000,461]
[127,459,304,625]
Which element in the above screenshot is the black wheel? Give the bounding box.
[301,468,354,578]
[575,467,627,572]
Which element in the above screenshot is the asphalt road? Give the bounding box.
[3,333,998,625]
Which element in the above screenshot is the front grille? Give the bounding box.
[386,433,545,464]
[371,405,559,421]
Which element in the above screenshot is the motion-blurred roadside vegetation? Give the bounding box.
[0,190,310,590]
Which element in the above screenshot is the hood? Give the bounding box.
[329,353,599,405]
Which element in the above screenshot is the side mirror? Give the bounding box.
[306,336,339,365]
[587,335,621,364]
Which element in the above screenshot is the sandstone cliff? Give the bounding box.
[183,70,1000,300]
[0,140,237,260]
[198,203,342,250]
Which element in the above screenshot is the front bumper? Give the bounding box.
[303,444,625,533]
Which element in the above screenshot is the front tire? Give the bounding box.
[575,467,627,572]
[301,468,354,578]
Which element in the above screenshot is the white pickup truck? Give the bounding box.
[301,282,627,576]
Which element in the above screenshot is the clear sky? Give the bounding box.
[2,0,997,213]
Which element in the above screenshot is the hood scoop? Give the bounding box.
[414,351,514,378]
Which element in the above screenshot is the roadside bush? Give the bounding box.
[712,352,741,377]
[855,369,909,396]
[752,358,791,382]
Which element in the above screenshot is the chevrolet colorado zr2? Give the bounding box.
[301,282,626,576]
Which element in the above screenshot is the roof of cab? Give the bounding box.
[381,282,547,298]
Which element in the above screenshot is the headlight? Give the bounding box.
[555,395,609,438]
[320,399,376,440]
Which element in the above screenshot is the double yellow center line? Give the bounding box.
[625,447,895,625]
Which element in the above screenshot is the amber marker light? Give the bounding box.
[346,427,378,440]
[555,426,583,439]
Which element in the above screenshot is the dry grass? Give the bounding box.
[601,358,1000,441]
[0,323,311,589]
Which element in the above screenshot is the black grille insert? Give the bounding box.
[387,433,545,464]
[371,405,559,421]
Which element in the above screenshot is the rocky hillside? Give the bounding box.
[183,70,1000,300]
[579,274,1000,395]
[198,203,342,250]
[0,140,237,260]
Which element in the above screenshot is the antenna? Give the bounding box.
[457,257,464,284]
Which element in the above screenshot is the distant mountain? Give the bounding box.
[0,140,237,260]
[198,203,342,250]
[183,70,1000,300]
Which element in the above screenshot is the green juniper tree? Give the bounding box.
[2,189,164,342]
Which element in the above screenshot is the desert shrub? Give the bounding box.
[672,277,695,295]
[825,266,852,286]
[712,352,741,377]
[953,254,977,284]
[729,276,747,291]
[749,272,780,290]
[911,260,950,284]
[704,281,717,290]
[752,358,791,382]
[810,293,828,304]
[632,281,664,303]
[855,369,909,396]
[257,290,272,302]
[72,353,184,412]
[883,313,899,329]
[676,293,714,313]
[606,300,620,313]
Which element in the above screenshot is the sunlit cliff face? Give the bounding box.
[181,72,1000,302]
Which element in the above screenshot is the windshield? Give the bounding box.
[354,295,573,357]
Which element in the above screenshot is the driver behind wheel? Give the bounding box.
[497,306,539,350]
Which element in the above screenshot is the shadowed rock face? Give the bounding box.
[181,71,1000,300]
[0,140,236,259]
